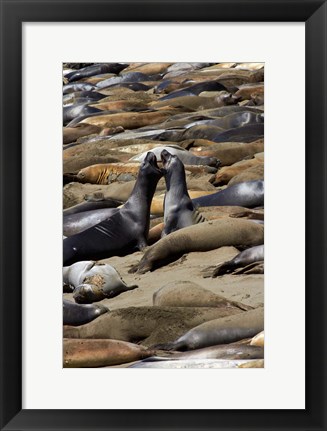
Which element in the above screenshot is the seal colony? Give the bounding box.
[63,62,264,368]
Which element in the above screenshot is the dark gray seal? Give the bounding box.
[209,244,264,277]
[63,299,108,326]
[161,149,205,237]
[192,180,264,208]
[63,196,123,216]
[63,207,119,236]
[154,307,264,351]
[63,152,163,265]
[66,63,127,82]
[63,103,102,126]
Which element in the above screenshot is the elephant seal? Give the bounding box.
[63,152,163,265]
[63,261,138,303]
[154,307,264,351]
[129,358,260,369]
[63,338,154,367]
[208,244,264,277]
[192,180,264,208]
[228,163,264,186]
[129,218,264,274]
[153,281,252,311]
[161,150,206,237]
[210,158,262,186]
[63,104,102,126]
[140,343,263,361]
[65,63,127,82]
[63,82,97,94]
[63,299,108,326]
[209,123,264,143]
[63,306,243,346]
[129,145,219,167]
[63,207,119,236]
[158,80,227,100]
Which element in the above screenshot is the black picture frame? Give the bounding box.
[1,1,326,430]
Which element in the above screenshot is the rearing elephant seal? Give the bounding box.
[161,149,205,237]
[63,152,163,265]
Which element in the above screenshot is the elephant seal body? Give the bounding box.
[63,207,119,236]
[63,260,137,303]
[192,180,264,208]
[63,306,243,346]
[161,150,205,237]
[63,338,154,367]
[63,197,123,216]
[130,218,264,274]
[155,307,264,351]
[153,281,252,311]
[211,244,264,277]
[63,299,108,326]
[63,152,163,265]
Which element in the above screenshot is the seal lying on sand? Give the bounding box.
[161,149,206,237]
[192,180,264,208]
[153,281,252,311]
[63,306,245,346]
[63,152,163,265]
[63,261,138,303]
[154,307,264,351]
[63,338,154,367]
[129,218,264,274]
[206,244,264,277]
[63,299,108,326]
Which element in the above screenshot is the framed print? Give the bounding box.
[1,0,326,430]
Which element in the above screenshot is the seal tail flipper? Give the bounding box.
[151,340,185,351]
[211,260,237,277]
[192,207,207,225]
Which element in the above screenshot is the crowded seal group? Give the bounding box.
[63,62,264,368]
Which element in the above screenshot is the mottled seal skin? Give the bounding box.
[154,307,264,351]
[63,299,108,326]
[210,245,264,277]
[63,152,163,265]
[63,207,119,236]
[63,261,138,304]
[129,218,264,274]
[63,91,106,105]
[161,150,205,237]
[192,180,264,208]
[63,82,97,94]
[63,338,154,367]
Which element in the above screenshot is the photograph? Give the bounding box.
[62,61,265,368]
